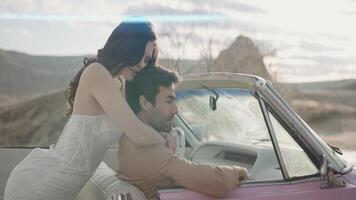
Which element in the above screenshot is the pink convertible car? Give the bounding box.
[1,73,355,200]
[157,73,356,200]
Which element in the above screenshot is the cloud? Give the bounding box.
[273,58,356,82]
[343,11,356,15]
[122,0,266,24]
[0,19,109,56]
[292,55,356,67]
[0,0,355,83]
[319,33,351,42]
[200,0,268,14]
[0,0,37,13]
[123,4,199,16]
[0,0,125,16]
[299,41,344,52]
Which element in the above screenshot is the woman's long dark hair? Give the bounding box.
[66,18,157,115]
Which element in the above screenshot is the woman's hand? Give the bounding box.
[153,131,166,145]
[161,132,177,152]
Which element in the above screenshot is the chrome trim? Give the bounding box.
[258,94,289,180]
[341,162,353,174]
[173,114,201,148]
[176,72,349,173]
[263,81,347,172]
[242,176,321,187]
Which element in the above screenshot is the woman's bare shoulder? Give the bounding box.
[83,62,109,75]
[81,62,112,82]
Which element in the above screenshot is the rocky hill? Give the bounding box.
[213,35,271,80]
[1,36,355,149]
[0,48,199,96]
[0,48,199,147]
[0,49,85,95]
[0,90,68,147]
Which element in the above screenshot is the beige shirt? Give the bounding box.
[117,135,247,200]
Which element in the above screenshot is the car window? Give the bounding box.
[268,111,319,178]
[176,88,284,181]
[177,88,267,143]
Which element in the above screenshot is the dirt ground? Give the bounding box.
[321,131,356,150]
[288,89,356,151]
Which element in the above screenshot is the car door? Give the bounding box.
[159,108,355,199]
[159,178,355,200]
[158,85,356,200]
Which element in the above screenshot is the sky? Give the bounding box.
[1,0,356,82]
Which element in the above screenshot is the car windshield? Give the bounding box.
[176,87,348,174]
[176,88,272,146]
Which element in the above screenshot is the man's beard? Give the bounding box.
[150,119,172,133]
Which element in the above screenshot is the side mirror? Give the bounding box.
[320,154,346,189]
[209,96,217,111]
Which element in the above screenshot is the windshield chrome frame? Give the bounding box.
[257,80,350,173]
[176,72,351,174]
[256,92,290,180]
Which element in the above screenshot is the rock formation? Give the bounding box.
[213,35,271,80]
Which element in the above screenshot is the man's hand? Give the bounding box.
[239,167,249,182]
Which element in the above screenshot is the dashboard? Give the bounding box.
[188,141,284,181]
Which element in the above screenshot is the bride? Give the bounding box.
[4,17,164,200]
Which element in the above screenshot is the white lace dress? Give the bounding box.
[4,114,122,200]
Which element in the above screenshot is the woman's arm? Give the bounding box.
[163,132,177,152]
[82,63,164,146]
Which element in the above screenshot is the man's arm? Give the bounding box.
[163,155,248,198]
[145,144,248,198]
[117,137,248,199]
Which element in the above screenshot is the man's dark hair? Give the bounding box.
[126,65,180,114]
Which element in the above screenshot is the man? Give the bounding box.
[117,65,248,200]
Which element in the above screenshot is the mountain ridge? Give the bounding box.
[1,36,355,149]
